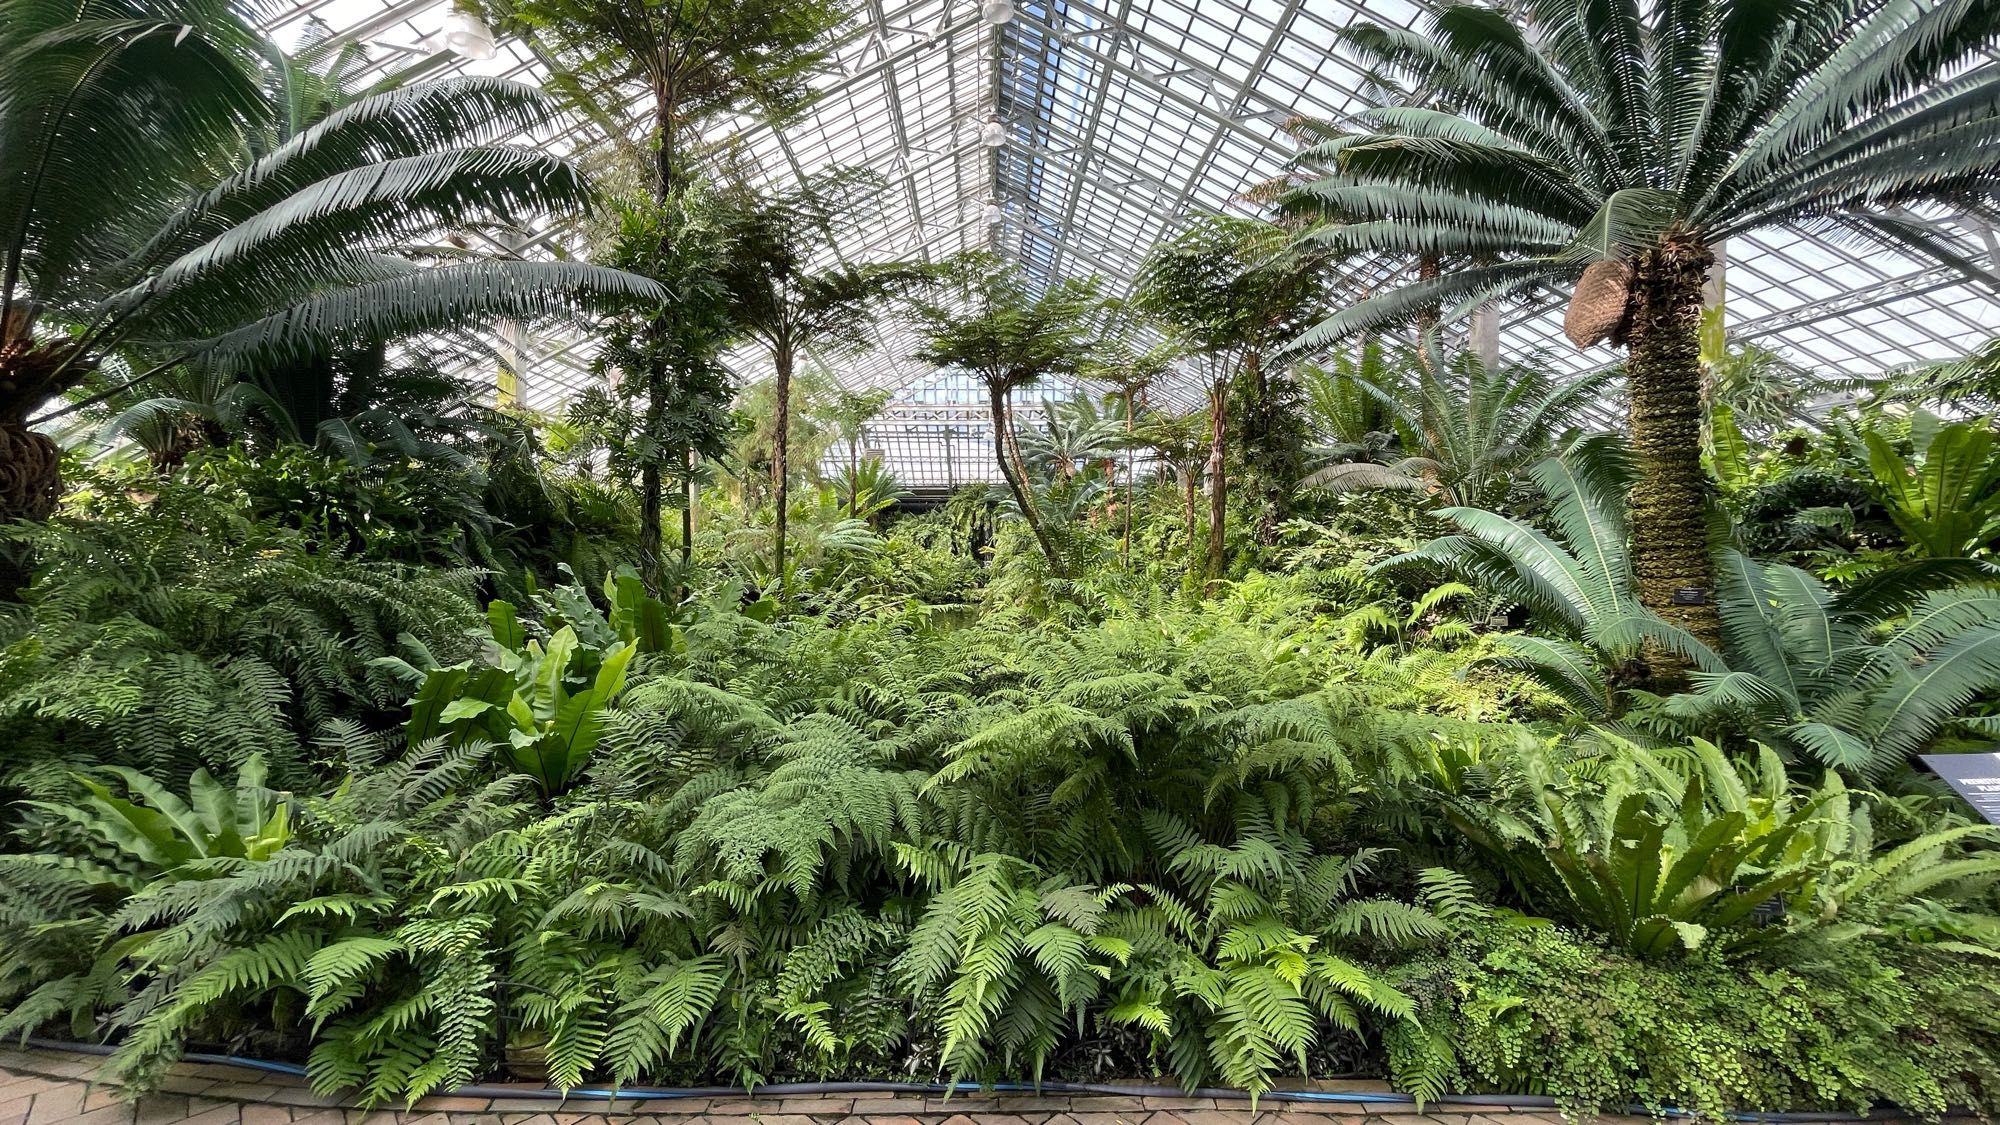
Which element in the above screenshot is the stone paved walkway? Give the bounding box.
[0,1046,1946,1125]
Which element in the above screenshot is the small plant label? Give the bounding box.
[1921,753,2000,825]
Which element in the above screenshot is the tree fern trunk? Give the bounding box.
[989,382,1062,573]
[1626,235,1722,658]
[1179,467,1199,561]
[638,357,668,598]
[772,342,792,590]
[1206,375,1227,584]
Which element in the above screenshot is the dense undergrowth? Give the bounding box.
[4,427,2000,1119]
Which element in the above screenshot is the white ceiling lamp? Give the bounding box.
[983,201,1005,225]
[981,0,1014,24]
[442,7,497,60]
[979,116,1007,147]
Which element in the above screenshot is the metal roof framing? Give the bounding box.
[254,0,2000,482]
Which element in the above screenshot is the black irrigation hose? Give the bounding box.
[19,1039,1928,1122]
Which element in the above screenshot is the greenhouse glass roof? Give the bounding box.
[259,0,2000,483]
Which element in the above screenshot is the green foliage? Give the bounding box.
[1300,344,1608,508]
[1391,924,2000,1119]
[0,467,479,785]
[382,570,658,795]
[27,756,292,885]
[1858,412,2000,559]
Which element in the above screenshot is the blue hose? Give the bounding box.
[19,1039,1920,1120]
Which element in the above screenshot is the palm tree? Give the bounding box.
[1385,435,2000,778]
[1301,341,1611,507]
[0,0,657,540]
[1287,0,2000,653]
[909,256,1101,574]
[1018,394,1125,483]
[714,171,929,585]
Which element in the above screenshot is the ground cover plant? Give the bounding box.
[5,0,2000,1119]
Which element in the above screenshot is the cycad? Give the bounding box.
[1287,0,2000,652]
[1301,343,1610,507]
[1376,433,1722,710]
[1668,549,2000,778]
[1,0,659,528]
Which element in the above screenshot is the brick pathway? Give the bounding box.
[0,1046,1945,1125]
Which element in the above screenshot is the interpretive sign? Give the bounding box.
[1921,753,2000,825]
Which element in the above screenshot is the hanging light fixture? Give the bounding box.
[983,201,1005,225]
[981,0,1014,24]
[979,116,1007,147]
[442,6,497,59]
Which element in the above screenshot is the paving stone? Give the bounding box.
[485,1100,573,1114]
[1278,1105,1383,1118]
[261,1090,350,1110]
[552,1115,618,1125]
[0,1079,62,1103]
[26,1057,101,1080]
[926,1102,1009,1116]
[936,1114,984,1125]
[1064,1100,1149,1114]
[287,1112,348,1125]
[1062,1111,1148,1125]
[399,1115,456,1125]
[72,1103,142,1125]
[839,1115,928,1125]
[415,1099,496,1113]
[627,1099,712,1115]
[1140,1100,1220,1111]
[991,1099,1074,1114]
[25,1083,87,1125]
[182,1104,245,1125]
[754,1098,853,1115]
[160,1077,223,1097]
[499,1114,561,1125]
[735,1114,819,1125]
[1174,1109,1264,1125]
[0,1095,31,1125]
[700,1102,765,1117]
[849,1100,929,1115]
[241,1104,296,1124]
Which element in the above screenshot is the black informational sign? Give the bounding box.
[1921,753,2000,825]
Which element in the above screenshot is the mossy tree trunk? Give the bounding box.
[1625,234,1722,656]
[987,381,1062,573]
[1205,374,1227,583]
[772,338,793,589]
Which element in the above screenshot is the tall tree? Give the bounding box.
[713,171,929,586]
[489,0,843,593]
[1080,330,1179,567]
[1287,0,2000,651]
[1135,217,1323,583]
[0,0,653,563]
[909,256,1100,574]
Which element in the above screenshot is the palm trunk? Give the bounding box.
[1626,234,1722,659]
[989,382,1061,573]
[1205,375,1227,584]
[0,320,75,594]
[1414,252,1441,371]
[772,342,792,589]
